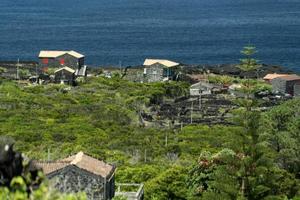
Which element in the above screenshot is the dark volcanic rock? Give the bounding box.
[181,64,295,78]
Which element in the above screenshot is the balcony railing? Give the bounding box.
[115,183,144,200]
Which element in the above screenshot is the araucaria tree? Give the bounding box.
[188,46,300,200]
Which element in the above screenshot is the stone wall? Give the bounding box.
[47,165,112,200]
[271,78,287,94]
[294,84,300,97]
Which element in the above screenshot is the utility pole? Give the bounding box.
[190,100,193,124]
[16,58,20,80]
[165,133,168,147]
[119,60,122,73]
[35,64,38,76]
[199,94,202,110]
[144,149,147,163]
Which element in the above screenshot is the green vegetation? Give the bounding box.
[18,69,31,79]
[0,176,86,200]
[0,46,299,199]
[0,67,7,75]
[0,76,299,199]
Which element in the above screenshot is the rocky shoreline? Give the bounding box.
[0,61,297,80]
[181,63,295,79]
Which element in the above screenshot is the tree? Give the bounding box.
[146,165,189,200]
[188,46,300,199]
[0,177,87,200]
[0,67,7,75]
[259,99,300,176]
[19,69,30,79]
[238,46,261,73]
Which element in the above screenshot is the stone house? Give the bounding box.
[34,152,115,200]
[190,81,222,96]
[54,66,76,85]
[270,74,300,96]
[38,50,85,71]
[142,59,180,82]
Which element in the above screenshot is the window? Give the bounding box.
[60,58,65,65]
[42,58,48,64]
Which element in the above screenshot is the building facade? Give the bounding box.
[142,59,179,82]
[294,84,300,97]
[39,50,84,69]
[271,75,300,96]
[54,66,75,85]
[190,82,214,96]
[35,152,115,200]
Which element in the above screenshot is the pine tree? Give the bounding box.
[188,46,300,199]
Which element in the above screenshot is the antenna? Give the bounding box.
[190,100,193,124]
[119,60,122,73]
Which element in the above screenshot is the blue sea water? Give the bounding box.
[0,0,300,71]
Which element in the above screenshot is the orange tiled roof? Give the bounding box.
[34,152,114,178]
[276,74,300,81]
[263,73,290,80]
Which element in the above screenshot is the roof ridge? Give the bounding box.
[70,151,84,165]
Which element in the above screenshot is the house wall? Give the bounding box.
[271,78,287,94]
[56,54,83,69]
[47,165,114,200]
[294,84,300,97]
[144,63,176,82]
[286,80,300,95]
[39,54,84,69]
[54,69,75,85]
[190,82,213,96]
[144,65,164,82]
[124,65,177,83]
[107,175,115,199]
[271,78,300,95]
[190,88,200,96]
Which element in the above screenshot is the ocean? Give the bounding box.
[0,0,300,71]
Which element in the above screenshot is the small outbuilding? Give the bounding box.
[34,151,116,200]
[271,74,300,96]
[54,66,75,85]
[190,81,222,96]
